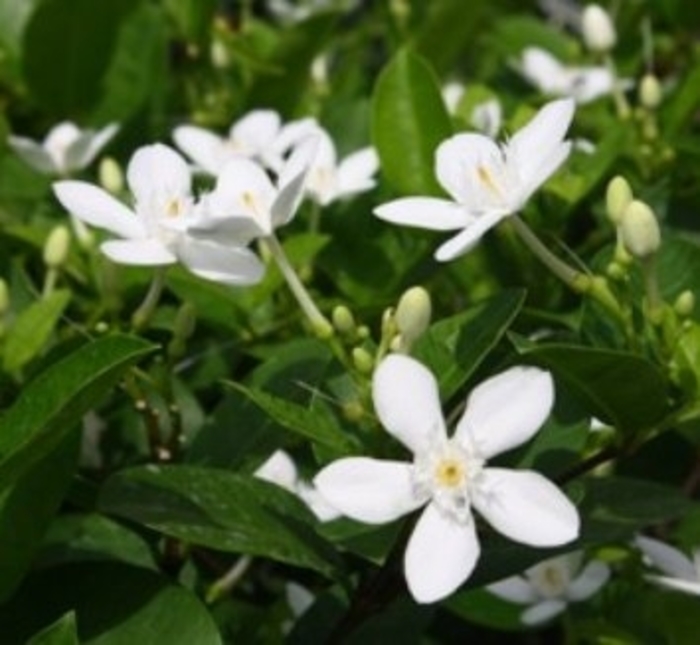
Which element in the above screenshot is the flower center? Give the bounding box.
[435,458,465,488]
[476,164,503,199]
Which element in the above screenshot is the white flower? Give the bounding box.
[635,535,700,596]
[519,47,618,104]
[488,552,610,625]
[193,136,319,244]
[173,109,282,175]
[471,99,502,138]
[8,121,118,176]
[53,143,264,285]
[442,82,466,114]
[374,98,574,262]
[581,4,616,53]
[314,354,580,604]
[255,450,340,522]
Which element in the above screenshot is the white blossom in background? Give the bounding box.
[255,449,340,521]
[173,109,283,175]
[193,136,319,243]
[470,99,502,138]
[374,98,575,261]
[267,0,360,24]
[581,3,616,53]
[488,552,610,625]
[53,144,264,285]
[635,535,700,596]
[518,47,619,104]
[314,354,580,603]
[442,82,466,114]
[8,121,118,176]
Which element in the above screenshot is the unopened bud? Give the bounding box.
[352,347,374,374]
[332,305,356,336]
[342,400,365,422]
[606,261,626,280]
[210,40,230,70]
[674,290,695,317]
[582,4,616,53]
[620,200,661,259]
[98,157,124,195]
[356,325,370,340]
[606,176,633,226]
[312,318,334,340]
[0,278,9,314]
[395,286,432,346]
[639,73,662,110]
[381,307,396,339]
[43,225,71,269]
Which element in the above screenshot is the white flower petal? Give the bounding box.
[254,450,298,492]
[296,482,342,522]
[506,99,574,194]
[100,239,176,265]
[173,125,226,175]
[53,181,146,239]
[473,468,579,547]
[178,238,265,285]
[43,122,81,168]
[487,576,538,604]
[645,574,700,596]
[127,144,192,204]
[455,366,554,459]
[565,561,610,601]
[404,502,480,603]
[64,123,118,171]
[336,147,379,197]
[520,48,568,95]
[635,535,697,580]
[521,599,567,626]
[434,211,505,261]
[313,457,422,524]
[372,354,446,454]
[286,582,315,618]
[230,109,281,153]
[272,136,319,228]
[8,136,58,174]
[374,197,471,232]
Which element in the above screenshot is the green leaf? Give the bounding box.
[663,61,700,138]
[23,0,141,115]
[163,0,216,48]
[0,432,78,603]
[371,48,452,196]
[0,562,222,644]
[229,383,358,453]
[512,339,669,432]
[27,612,79,645]
[413,290,525,400]
[3,289,70,373]
[99,465,343,578]
[0,334,156,490]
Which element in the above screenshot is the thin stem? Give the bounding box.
[131,268,167,332]
[42,267,58,298]
[206,555,253,604]
[604,54,632,120]
[642,256,662,324]
[262,234,332,336]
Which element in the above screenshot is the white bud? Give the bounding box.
[606,176,633,226]
[639,73,662,110]
[332,305,356,336]
[43,225,71,269]
[582,4,616,53]
[98,157,124,195]
[395,286,432,347]
[620,200,661,259]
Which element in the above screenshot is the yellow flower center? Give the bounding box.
[435,458,465,488]
[165,198,182,218]
[476,164,502,198]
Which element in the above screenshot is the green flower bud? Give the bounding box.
[332,305,356,336]
[0,278,9,315]
[98,157,124,195]
[352,347,374,374]
[174,302,197,341]
[395,286,432,347]
[342,400,365,422]
[674,290,695,317]
[620,200,661,259]
[43,225,71,269]
[639,73,662,110]
[582,4,616,53]
[606,176,633,226]
[312,318,334,340]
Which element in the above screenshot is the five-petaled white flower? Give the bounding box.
[53,143,264,285]
[173,109,283,175]
[519,47,619,104]
[635,535,700,596]
[373,98,575,262]
[9,121,118,176]
[488,551,610,625]
[255,450,340,522]
[193,136,319,244]
[314,354,580,604]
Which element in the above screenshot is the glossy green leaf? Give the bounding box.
[414,290,526,400]
[164,0,216,48]
[23,0,141,114]
[0,562,222,644]
[372,48,452,196]
[0,432,78,603]
[99,465,342,578]
[229,383,358,453]
[3,289,70,373]
[27,611,79,645]
[0,334,156,489]
[512,339,669,432]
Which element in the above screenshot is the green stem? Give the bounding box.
[131,268,167,332]
[642,255,663,324]
[206,555,253,604]
[604,54,632,120]
[262,234,332,337]
[42,267,58,298]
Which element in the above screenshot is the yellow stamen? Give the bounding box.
[165,199,181,218]
[476,164,502,197]
[435,459,465,488]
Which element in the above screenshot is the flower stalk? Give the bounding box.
[131,268,167,332]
